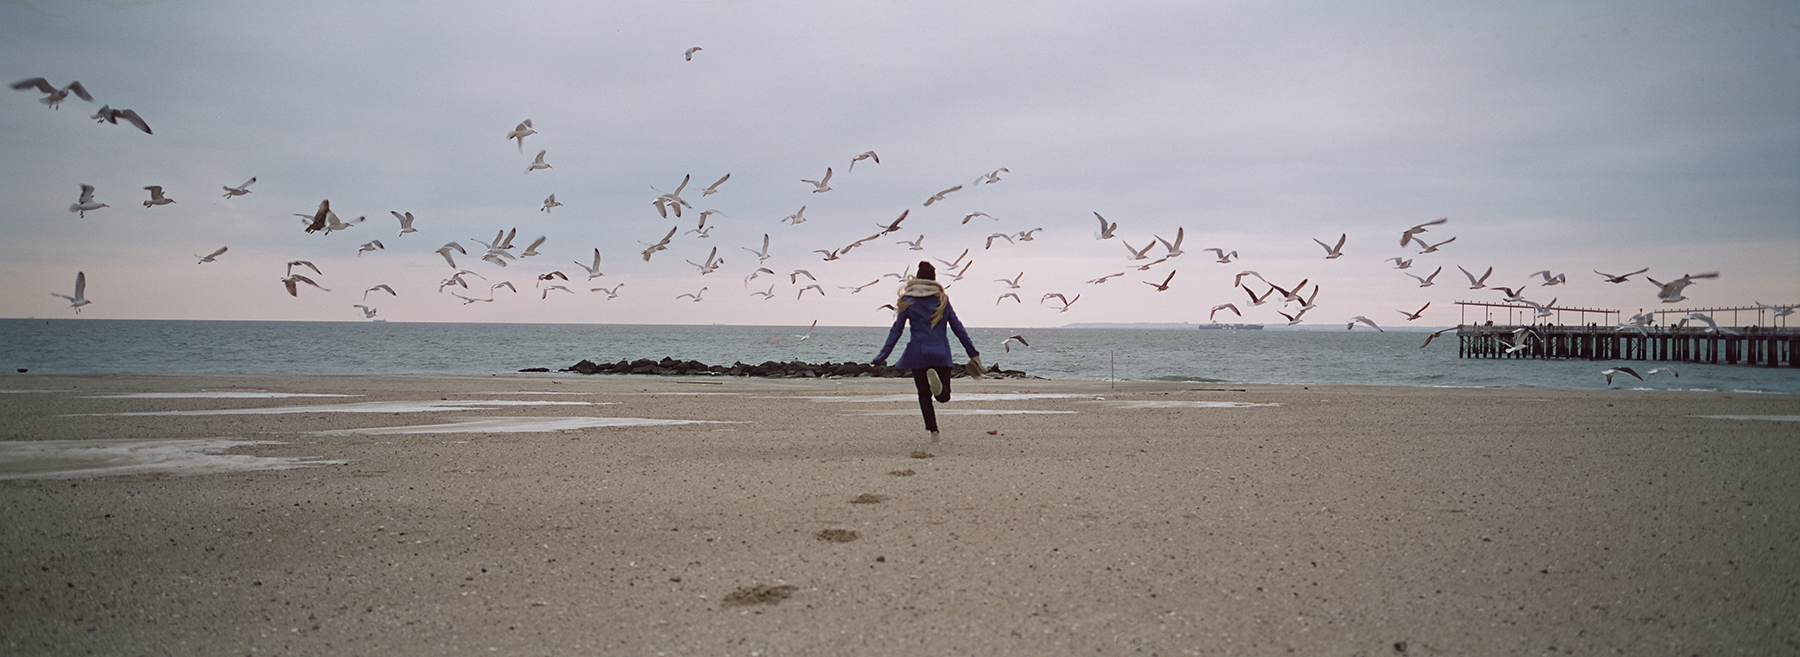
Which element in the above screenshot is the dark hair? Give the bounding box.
[916,261,936,280]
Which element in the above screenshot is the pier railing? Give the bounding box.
[1453,302,1799,367]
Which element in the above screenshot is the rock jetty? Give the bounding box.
[535,357,1035,379]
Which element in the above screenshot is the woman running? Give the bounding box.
[872,261,981,441]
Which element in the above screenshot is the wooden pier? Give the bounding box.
[1454,301,1800,367]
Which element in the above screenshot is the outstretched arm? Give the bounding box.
[873,313,907,364]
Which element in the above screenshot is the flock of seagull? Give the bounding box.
[23,64,1788,386]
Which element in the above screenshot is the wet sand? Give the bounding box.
[1,372,1796,655]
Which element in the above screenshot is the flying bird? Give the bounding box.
[1602,367,1643,385]
[11,78,93,109]
[519,235,547,257]
[1209,303,1241,321]
[574,249,604,279]
[677,287,709,302]
[1155,228,1186,257]
[591,284,623,300]
[1087,272,1125,284]
[1385,257,1412,270]
[1347,316,1384,332]
[1204,248,1238,264]
[639,226,678,261]
[540,195,561,213]
[1529,270,1565,286]
[222,177,256,198]
[1400,217,1448,247]
[1397,302,1430,321]
[69,184,107,217]
[1144,270,1177,292]
[701,173,730,196]
[357,240,384,256]
[781,206,807,225]
[839,280,880,294]
[301,199,331,233]
[995,272,1023,289]
[525,149,551,173]
[1313,233,1346,259]
[750,285,776,300]
[790,269,816,284]
[505,120,535,152]
[1646,367,1679,378]
[286,260,322,276]
[1042,293,1080,313]
[1418,327,1458,349]
[741,233,772,262]
[923,185,962,206]
[1415,236,1456,253]
[797,284,825,299]
[961,211,995,224]
[1595,267,1649,284]
[391,211,419,235]
[996,292,1021,305]
[1001,335,1029,352]
[1093,213,1118,240]
[352,305,377,319]
[684,46,702,60]
[435,242,466,268]
[90,105,152,134]
[1014,228,1043,241]
[974,168,1009,185]
[801,167,833,193]
[876,209,910,234]
[362,284,397,301]
[1405,266,1442,288]
[985,233,1013,250]
[934,249,970,270]
[848,151,879,171]
[1649,272,1719,304]
[1458,265,1493,290]
[1122,239,1155,261]
[51,271,90,312]
[195,246,228,264]
[142,186,175,207]
[281,274,330,297]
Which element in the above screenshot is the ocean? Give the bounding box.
[2,319,1796,394]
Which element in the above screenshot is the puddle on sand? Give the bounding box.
[66,400,604,417]
[0,439,343,480]
[1696,415,1800,422]
[797,393,1094,403]
[312,416,734,435]
[1103,400,1280,409]
[85,392,360,399]
[848,409,1077,416]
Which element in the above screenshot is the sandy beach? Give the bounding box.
[1,372,1796,655]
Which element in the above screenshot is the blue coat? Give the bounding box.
[874,294,979,369]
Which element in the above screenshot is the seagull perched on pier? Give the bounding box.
[51,271,90,312]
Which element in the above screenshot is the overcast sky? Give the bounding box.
[3,0,1795,329]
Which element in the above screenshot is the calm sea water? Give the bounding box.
[2,319,1796,394]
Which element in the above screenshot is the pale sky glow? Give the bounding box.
[3,1,1796,328]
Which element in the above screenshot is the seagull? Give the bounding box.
[50,271,90,312]
[995,272,1023,289]
[1400,217,1448,247]
[90,105,152,134]
[1277,309,1308,325]
[141,186,175,207]
[1522,297,1558,319]
[1002,335,1029,352]
[505,120,536,151]
[686,246,724,274]
[1418,326,1458,348]
[750,285,776,300]
[790,269,816,284]
[195,246,228,264]
[1203,248,1237,264]
[540,195,561,213]
[1313,233,1346,259]
[535,271,568,285]
[875,209,910,234]
[435,242,466,268]
[835,277,878,293]
[540,285,574,299]
[1385,257,1413,270]
[1093,212,1118,240]
[1014,228,1043,241]
[525,149,551,173]
[897,235,925,251]
[1042,293,1080,313]
[848,151,879,172]
[1242,285,1276,307]
[591,284,623,299]
[684,46,702,60]
[961,211,996,224]
[1233,271,1267,287]
[985,233,1013,250]
[1678,312,1738,335]
[352,305,377,319]
[974,168,1009,185]
[740,233,772,262]
[1416,236,1456,253]
[795,319,819,341]
[1122,239,1155,261]
[318,211,364,235]
[1493,286,1528,303]
[1347,316,1384,332]
[1602,366,1643,385]
[996,292,1021,305]
[651,174,693,216]
[1397,302,1430,321]
[69,184,107,217]
[1458,265,1493,290]
[519,236,546,257]
[801,167,833,193]
[1594,267,1649,284]
[222,177,256,198]
[934,249,970,270]
[390,211,419,235]
[573,249,604,279]
[286,260,322,276]
[1405,266,1441,288]
[1087,272,1125,284]
[796,284,825,299]
[491,281,517,294]
[944,261,973,282]
[639,226,678,261]
[1209,303,1241,321]
[481,251,513,267]
[812,247,841,262]
[696,209,725,230]
[1646,367,1679,378]
[281,274,330,297]
[1269,279,1310,304]
[11,78,93,109]
[697,173,730,196]
[1155,228,1186,257]
[362,284,397,302]
[300,199,331,233]
[357,240,384,256]
[677,287,708,302]
[439,275,471,292]
[1145,270,1177,292]
[1649,272,1719,304]
[781,206,807,225]
[1756,301,1797,318]
[923,185,962,206]
[451,293,490,305]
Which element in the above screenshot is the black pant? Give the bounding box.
[910,366,953,432]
